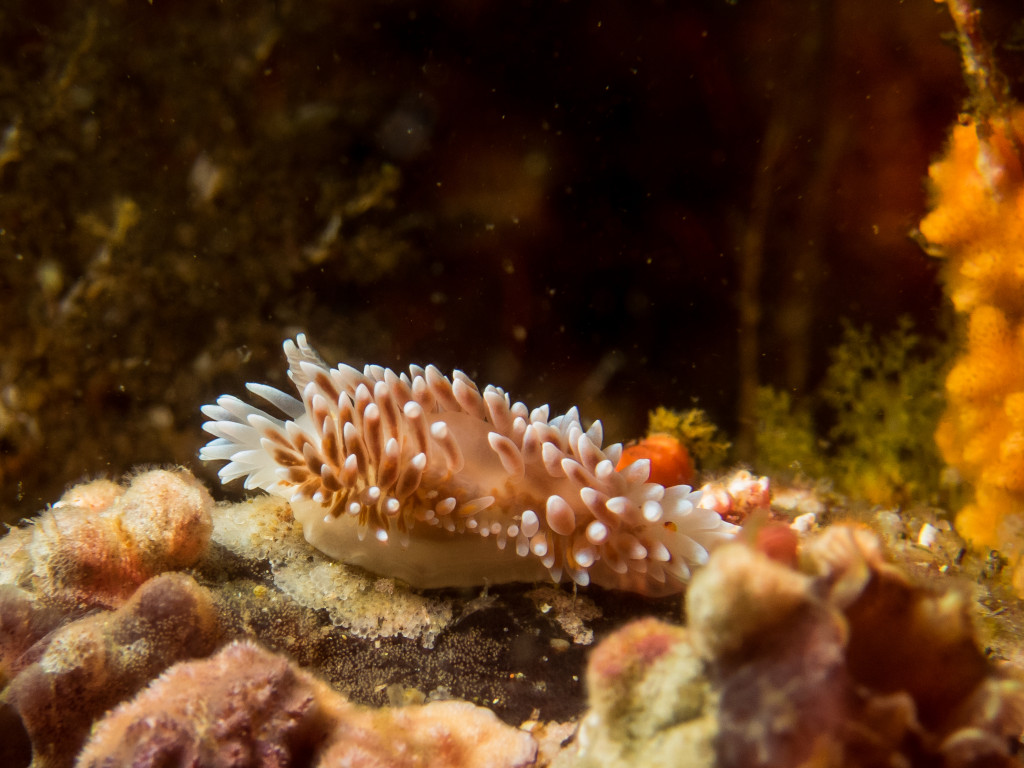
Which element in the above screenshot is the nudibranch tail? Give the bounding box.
[199,334,738,595]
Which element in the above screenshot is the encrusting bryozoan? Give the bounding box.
[199,335,737,596]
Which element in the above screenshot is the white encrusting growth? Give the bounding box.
[200,334,738,595]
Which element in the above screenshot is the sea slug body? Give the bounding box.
[199,335,738,595]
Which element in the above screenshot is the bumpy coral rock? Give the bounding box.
[116,469,214,571]
[1,469,213,608]
[567,618,716,768]
[0,585,64,689]
[685,537,810,664]
[318,700,538,768]
[77,640,537,768]
[557,526,1024,768]
[751,522,800,568]
[75,640,325,768]
[4,572,220,768]
[811,527,994,728]
[701,527,1024,767]
[687,540,851,767]
[0,466,581,765]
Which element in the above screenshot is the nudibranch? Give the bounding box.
[199,335,738,596]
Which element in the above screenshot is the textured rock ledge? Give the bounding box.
[555,525,1024,768]
[3,468,1023,767]
[0,469,560,767]
[77,640,536,768]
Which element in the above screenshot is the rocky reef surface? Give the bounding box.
[0,468,645,766]
[557,525,1024,767]
[1,467,1023,767]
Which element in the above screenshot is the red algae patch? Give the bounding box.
[587,617,680,683]
[753,522,799,568]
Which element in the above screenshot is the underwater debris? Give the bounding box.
[525,586,602,646]
[76,639,538,768]
[696,469,771,527]
[200,334,737,596]
[556,525,1024,768]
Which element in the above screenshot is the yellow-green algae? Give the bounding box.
[755,318,948,507]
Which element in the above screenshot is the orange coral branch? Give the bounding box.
[921,0,1024,592]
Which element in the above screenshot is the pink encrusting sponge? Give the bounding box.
[200,335,737,595]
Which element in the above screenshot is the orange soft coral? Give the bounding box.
[920,106,1024,590]
[616,433,695,487]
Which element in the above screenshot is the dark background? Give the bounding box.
[0,0,996,523]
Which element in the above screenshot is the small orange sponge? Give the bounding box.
[616,433,695,487]
[921,107,1024,590]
